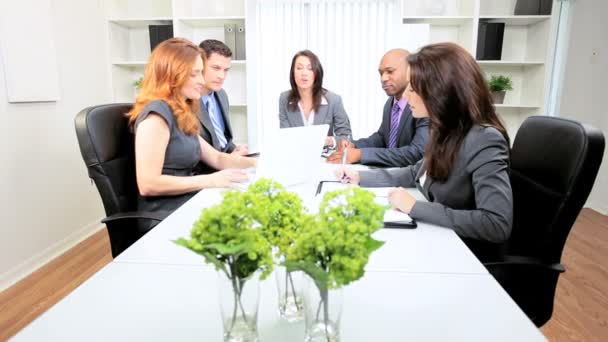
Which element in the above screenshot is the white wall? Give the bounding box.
[0,0,110,290]
[559,0,608,214]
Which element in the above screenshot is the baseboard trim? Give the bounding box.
[0,218,104,291]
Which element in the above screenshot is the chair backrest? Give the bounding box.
[507,116,605,262]
[75,103,136,217]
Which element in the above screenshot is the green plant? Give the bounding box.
[133,76,144,89]
[488,75,513,92]
[285,187,386,340]
[247,178,313,314]
[175,186,274,339]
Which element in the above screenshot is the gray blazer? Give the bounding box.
[279,90,352,137]
[360,125,513,246]
[198,89,236,153]
[354,97,429,167]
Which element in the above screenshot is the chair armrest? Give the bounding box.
[102,211,168,224]
[484,255,565,273]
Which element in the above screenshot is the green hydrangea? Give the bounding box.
[247,178,314,259]
[175,187,274,281]
[285,187,386,290]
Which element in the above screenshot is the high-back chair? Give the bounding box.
[75,103,166,257]
[485,116,605,327]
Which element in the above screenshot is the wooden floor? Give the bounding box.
[0,209,606,341]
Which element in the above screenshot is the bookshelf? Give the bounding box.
[104,0,248,144]
[401,0,559,138]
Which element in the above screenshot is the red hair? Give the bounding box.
[127,38,201,135]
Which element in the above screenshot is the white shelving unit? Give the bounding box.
[105,0,559,143]
[402,0,559,137]
[105,0,248,144]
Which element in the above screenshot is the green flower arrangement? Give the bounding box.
[285,187,386,340]
[176,180,386,340]
[175,187,274,339]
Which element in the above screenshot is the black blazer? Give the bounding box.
[354,97,429,167]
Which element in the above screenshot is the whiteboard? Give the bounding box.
[0,0,60,102]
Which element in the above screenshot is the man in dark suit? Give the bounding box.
[198,40,248,154]
[194,40,248,174]
[328,49,429,167]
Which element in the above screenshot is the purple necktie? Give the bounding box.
[388,102,401,148]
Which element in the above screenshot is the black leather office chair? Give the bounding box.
[485,116,605,327]
[75,103,166,257]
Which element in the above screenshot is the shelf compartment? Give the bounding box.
[480,15,551,26]
[477,61,544,67]
[108,18,172,28]
[174,0,245,18]
[105,0,172,18]
[402,16,473,26]
[402,0,475,17]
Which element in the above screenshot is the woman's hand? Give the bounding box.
[334,167,360,185]
[231,145,249,156]
[388,187,416,213]
[208,169,249,188]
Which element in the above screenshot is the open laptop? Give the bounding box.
[247,124,329,187]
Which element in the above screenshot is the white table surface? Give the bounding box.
[12,262,546,342]
[116,186,487,275]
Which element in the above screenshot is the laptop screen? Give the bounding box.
[254,124,329,187]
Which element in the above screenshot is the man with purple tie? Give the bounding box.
[328,49,429,167]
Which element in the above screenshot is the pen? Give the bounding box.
[341,147,349,182]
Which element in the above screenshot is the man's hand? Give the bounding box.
[231,145,249,156]
[336,139,355,152]
[326,147,361,164]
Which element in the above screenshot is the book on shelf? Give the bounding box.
[476,22,505,61]
[224,24,236,55]
[148,25,173,52]
[235,24,246,60]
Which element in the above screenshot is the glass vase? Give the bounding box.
[275,266,304,322]
[217,271,260,342]
[303,277,343,342]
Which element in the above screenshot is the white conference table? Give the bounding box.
[12,262,546,342]
[116,184,488,275]
[12,164,547,341]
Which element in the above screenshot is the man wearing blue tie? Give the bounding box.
[195,40,248,174]
[328,49,429,167]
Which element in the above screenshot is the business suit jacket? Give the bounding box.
[354,97,429,167]
[279,90,352,137]
[360,125,513,260]
[198,89,236,153]
[194,89,236,175]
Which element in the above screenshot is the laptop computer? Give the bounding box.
[251,124,329,187]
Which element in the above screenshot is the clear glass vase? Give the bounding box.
[217,271,260,342]
[275,266,304,322]
[303,277,343,342]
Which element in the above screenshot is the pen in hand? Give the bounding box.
[340,148,350,183]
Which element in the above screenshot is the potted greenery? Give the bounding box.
[488,75,513,104]
[175,187,274,342]
[285,187,386,342]
[247,179,313,322]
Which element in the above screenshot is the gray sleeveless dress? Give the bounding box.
[134,100,201,229]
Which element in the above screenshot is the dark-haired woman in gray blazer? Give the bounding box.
[337,43,513,262]
[279,50,351,147]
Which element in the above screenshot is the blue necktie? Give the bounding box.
[205,98,228,148]
[388,102,401,148]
